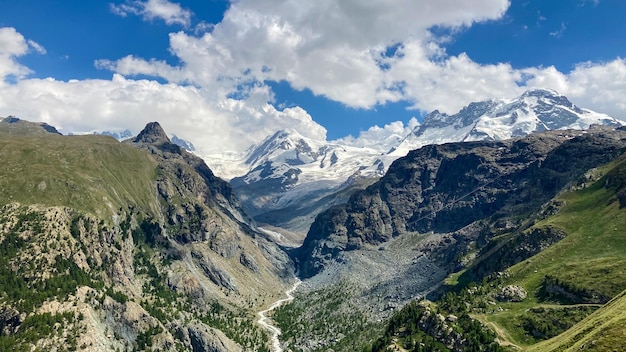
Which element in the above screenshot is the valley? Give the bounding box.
[2,89,626,351]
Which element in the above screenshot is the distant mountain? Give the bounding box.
[390,88,622,157]
[230,129,385,235]
[229,89,624,237]
[171,134,196,151]
[99,129,133,140]
[94,129,196,151]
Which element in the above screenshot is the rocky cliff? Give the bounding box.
[296,126,626,278]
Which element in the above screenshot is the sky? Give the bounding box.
[1,0,626,160]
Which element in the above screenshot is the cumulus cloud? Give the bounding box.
[337,117,420,151]
[110,0,192,27]
[0,74,326,155]
[2,0,626,174]
[102,0,511,109]
[523,59,626,118]
[0,27,46,80]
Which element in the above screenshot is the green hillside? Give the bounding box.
[372,152,626,351]
[0,133,158,219]
[0,121,294,351]
[527,289,626,351]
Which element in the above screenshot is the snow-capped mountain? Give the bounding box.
[171,134,196,151]
[228,89,624,236]
[390,88,622,157]
[230,129,385,233]
[98,129,133,140]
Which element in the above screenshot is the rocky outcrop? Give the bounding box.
[496,285,527,302]
[131,122,252,227]
[297,127,626,278]
[459,226,567,283]
[178,323,242,352]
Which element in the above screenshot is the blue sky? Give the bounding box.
[0,0,625,157]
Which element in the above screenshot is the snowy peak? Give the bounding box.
[396,89,623,156]
[171,134,196,151]
[99,129,133,140]
[242,128,343,173]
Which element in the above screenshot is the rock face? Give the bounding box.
[296,127,626,278]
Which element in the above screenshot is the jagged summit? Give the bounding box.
[133,121,171,144]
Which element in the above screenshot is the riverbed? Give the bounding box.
[257,279,302,352]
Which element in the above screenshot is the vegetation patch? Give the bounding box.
[272,282,381,352]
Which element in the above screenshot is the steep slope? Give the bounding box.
[371,148,626,351]
[0,119,294,351]
[271,126,626,351]
[296,126,626,278]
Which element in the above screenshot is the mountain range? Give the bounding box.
[228,89,623,238]
[2,88,626,351]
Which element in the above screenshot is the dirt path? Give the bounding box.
[257,279,302,352]
[486,320,523,350]
[472,314,522,350]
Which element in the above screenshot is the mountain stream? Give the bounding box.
[257,279,302,352]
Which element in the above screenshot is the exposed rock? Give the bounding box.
[133,121,171,145]
[191,250,238,292]
[0,121,295,351]
[239,252,259,272]
[297,127,626,278]
[496,285,527,302]
[178,323,242,352]
[0,306,22,335]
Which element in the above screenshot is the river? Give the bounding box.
[257,279,302,352]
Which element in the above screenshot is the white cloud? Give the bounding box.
[110,0,191,27]
[0,27,45,80]
[0,73,326,160]
[2,0,626,175]
[523,59,626,119]
[336,117,420,151]
[102,0,511,109]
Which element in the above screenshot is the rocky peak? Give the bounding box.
[133,121,171,145]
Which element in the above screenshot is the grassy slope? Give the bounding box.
[473,154,626,349]
[527,290,626,351]
[0,133,158,219]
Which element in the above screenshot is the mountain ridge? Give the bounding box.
[0,120,294,351]
[228,89,624,239]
